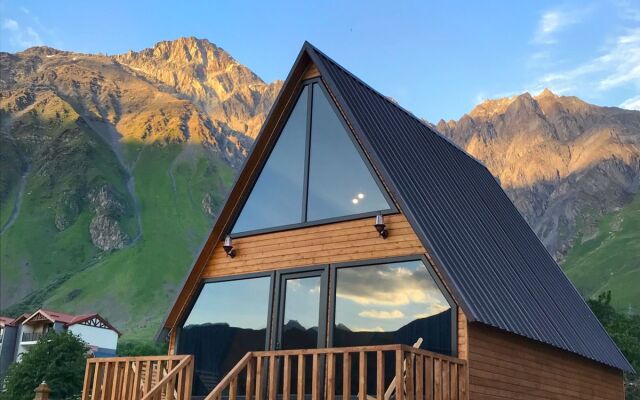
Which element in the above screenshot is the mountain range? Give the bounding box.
[1,37,638,340]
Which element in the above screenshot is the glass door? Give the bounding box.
[273,268,328,350]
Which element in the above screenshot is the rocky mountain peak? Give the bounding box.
[535,88,558,99]
[438,91,640,258]
[114,37,282,138]
[468,95,518,119]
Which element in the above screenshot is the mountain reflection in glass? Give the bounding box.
[307,83,390,221]
[231,86,308,234]
[281,276,321,349]
[334,260,452,355]
[177,277,271,396]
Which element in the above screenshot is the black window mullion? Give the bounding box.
[301,83,314,222]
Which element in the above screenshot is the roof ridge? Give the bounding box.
[304,43,490,171]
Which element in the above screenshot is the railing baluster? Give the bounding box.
[406,352,414,400]
[358,351,367,400]
[100,361,111,400]
[230,376,238,400]
[443,361,450,400]
[82,361,92,400]
[450,363,457,400]
[256,356,264,400]
[283,355,291,400]
[144,360,152,395]
[91,362,101,400]
[121,361,131,400]
[416,355,423,400]
[433,359,441,400]
[184,358,194,400]
[297,355,305,400]
[376,351,384,400]
[326,353,335,400]
[395,350,404,400]
[269,356,277,400]
[343,352,351,400]
[312,354,319,400]
[133,360,142,399]
[247,357,255,400]
[425,356,433,400]
[110,361,120,400]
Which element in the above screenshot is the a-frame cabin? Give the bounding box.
[81,43,633,400]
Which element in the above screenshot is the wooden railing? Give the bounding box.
[206,345,467,400]
[81,355,193,400]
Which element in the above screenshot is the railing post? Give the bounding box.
[34,381,51,400]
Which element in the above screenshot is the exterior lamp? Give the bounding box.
[223,235,236,258]
[374,213,388,239]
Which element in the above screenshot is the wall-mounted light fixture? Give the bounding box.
[374,213,388,239]
[223,235,236,258]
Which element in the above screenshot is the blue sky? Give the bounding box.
[1,0,639,121]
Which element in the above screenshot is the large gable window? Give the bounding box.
[232,81,392,235]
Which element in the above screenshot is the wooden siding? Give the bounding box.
[467,324,624,400]
[203,214,424,278]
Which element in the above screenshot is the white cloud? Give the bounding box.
[2,18,19,31]
[1,18,42,48]
[358,310,405,319]
[620,95,640,110]
[538,28,640,93]
[533,10,583,44]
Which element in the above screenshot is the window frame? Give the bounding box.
[327,255,458,356]
[176,271,277,353]
[230,78,397,238]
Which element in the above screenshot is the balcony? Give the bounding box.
[21,331,44,343]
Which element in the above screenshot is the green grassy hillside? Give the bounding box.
[43,143,234,340]
[0,95,235,340]
[562,193,640,314]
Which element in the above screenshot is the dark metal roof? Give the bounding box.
[305,43,633,372]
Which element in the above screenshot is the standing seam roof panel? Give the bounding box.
[463,154,631,369]
[308,45,633,372]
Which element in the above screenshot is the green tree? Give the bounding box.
[1,331,89,400]
[588,291,640,400]
[116,339,167,356]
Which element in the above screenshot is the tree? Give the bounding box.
[2,331,89,400]
[588,291,640,400]
[116,339,167,356]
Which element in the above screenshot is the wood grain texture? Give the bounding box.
[467,324,624,400]
[202,214,424,278]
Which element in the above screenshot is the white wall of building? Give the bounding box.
[69,324,118,350]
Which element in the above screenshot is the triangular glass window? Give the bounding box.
[306,84,390,220]
[232,86,308,233]
[232,81,392,235]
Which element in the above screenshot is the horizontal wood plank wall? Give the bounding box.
[203,214,425,277]
[467,324,624,400]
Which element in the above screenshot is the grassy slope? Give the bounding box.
[562,193,640,314]
[43,143,234,340]
[0,104,134,302]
